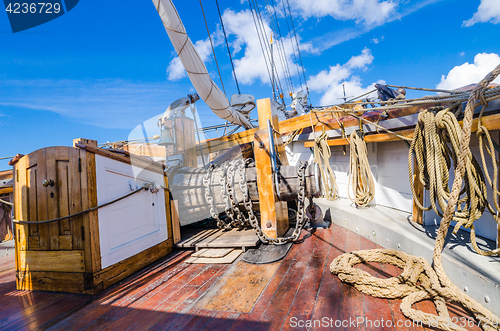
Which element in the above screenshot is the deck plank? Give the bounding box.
[281,228,334,330]
[258,229,320,330]
[0,223,487,330]
[338,229,365,331]
[359,235,395,331]
[226,230,306,331]
[309,225,347,329]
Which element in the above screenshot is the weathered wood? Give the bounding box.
[186,249,242,264]
[46,148,60,250]
[207,142,254,167]
[75,143,164,175]
[171,200,181,244]
[175,228,259,250]
[16,271,88,294]
[303,128,415,147]
[412,158,424,224]
[86,146,100,274]
[18,250,85,272]
[73,138,97,148]
[191,248,233,258]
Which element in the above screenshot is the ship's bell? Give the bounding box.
[157,129,175,147]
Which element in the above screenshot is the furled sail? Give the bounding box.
[153,0,254,129]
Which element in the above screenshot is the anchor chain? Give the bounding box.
[239,160,308,245]
[203,159,310,244]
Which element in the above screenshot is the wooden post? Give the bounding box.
[170,200,181,244]
[254,98,289,238]
[412,158,424,224]
[166,117,197,167]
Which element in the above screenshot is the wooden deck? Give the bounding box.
[0,225,482,330]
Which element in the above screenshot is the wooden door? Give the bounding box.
[15,147,84,252]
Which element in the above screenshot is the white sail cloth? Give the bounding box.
[153,0,254,129]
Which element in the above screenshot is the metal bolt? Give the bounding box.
[485,296,490,303]
[259,142,265,149]
[386,239,389,243]
[397,243,401,248]
[463,286,468,293]
[356,228,359,233]
[266,221,272,228]
[372,231,376,236]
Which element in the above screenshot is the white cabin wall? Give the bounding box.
[95,155,168,269]
[288,131,499,242]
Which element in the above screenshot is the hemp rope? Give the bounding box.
[331,64,500,331]
[313,127,339,200]
[348,130,375,207]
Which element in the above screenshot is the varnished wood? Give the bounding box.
[2,225,459,330]
[171,200,181,244]
[254,98,289,238]
[303,128,415,147]
[16,270,88,294]
[92,238,173,294]
[196,260,281,312]
[18,250,84,272]
[412,158,424,224]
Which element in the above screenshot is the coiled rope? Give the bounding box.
[348,130,375,207]
[313,127,339,200]
[331,64,500,331]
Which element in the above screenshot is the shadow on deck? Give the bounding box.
[0,225,483,330]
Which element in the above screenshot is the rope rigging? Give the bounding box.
[264,0,295,96]
[198,0,226,95]
[214,0,241,94]
[331,65,500,331]
[348,130,375,207]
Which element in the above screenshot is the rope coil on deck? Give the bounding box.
[331,64,500,331]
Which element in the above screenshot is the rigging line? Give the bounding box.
[279,0,303,91]
[214,0,241,94]
[273,6,296,96]
[268,0,299,92]
[199,0,226,95]
[285,0,308,92]
[250,0,283,96]
[253,0,284,95]
[265,0,294,95]
[247,0,274,88]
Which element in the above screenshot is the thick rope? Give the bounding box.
[313,127,339,200]
[331,64,500,331]
[348,130,375,207]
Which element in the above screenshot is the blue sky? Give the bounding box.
[1,0,500,169]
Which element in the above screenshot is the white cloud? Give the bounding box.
[0,79,185,129]
[436,53,500,90]
[463,0,500,27]
[222,8,313,86]
[167,29,224,81]
[308,48,381,105]
[288,0,398,26]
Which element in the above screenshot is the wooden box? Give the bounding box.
[13,139,173,294]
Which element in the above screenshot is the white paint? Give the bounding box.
[290,132,498,242]
[95,155,167,269]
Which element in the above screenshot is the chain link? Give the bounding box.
[203,158,310,244]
